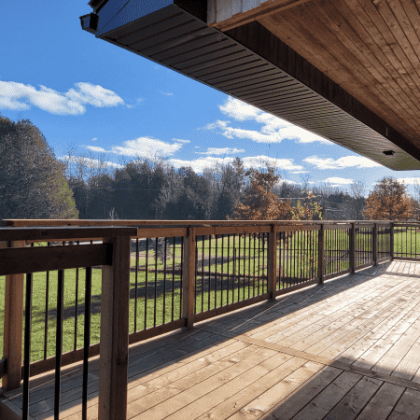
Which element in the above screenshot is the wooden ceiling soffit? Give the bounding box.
[85,0,420,170]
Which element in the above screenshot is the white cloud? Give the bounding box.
[0,81,124,115]
[173,139,191,144]
[162,92,173,96]
[126,104,134,109]
[205,97,331,144]
[397,177,420,185]
[60,156,123,169]
[86,146,107,153]
[196,147,245,155]
[304,155,382,170]
[170,157,234,172]
[110,137,183,157]
[92,138,98,141]
[322,177,354,185]
[291,170,309,174]
[169,154,303,173]
[242,156,303,171]
[280,179,298,184]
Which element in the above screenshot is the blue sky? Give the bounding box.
[1,0,419,195]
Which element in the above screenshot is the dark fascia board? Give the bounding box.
[82,0,420,170]
[95,0,206,36]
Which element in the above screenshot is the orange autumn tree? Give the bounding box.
[233,163,292,220]
[364,177,414,221]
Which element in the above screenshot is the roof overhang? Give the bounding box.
[80,0,420,171]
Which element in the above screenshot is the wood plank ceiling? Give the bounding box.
[210,0,420,169]
[83,0,420,170]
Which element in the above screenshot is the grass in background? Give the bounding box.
[0,229,419,364]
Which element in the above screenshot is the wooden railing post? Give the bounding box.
[318,224,324,284]
[183,227,196,329]
[267,225,277,300]
[390,222,394,260]
[373,223,378,266]
[350,223,355,274]
[99,235,131,420]
[3,240,25,391]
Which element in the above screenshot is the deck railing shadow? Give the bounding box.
[0,219,419,419]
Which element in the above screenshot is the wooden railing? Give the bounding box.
[0,219,419,419]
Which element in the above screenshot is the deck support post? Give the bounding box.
[350,223,355,274]
[183,227,196,329]
[318,224,324,284]
[3,240,25,391]
[373,223,378,266]
[267,225,278,300]
[99,236,131,420]
[390,222,394,260]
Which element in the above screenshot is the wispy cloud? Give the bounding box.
[60,156,123,169]
[0,81,124,115]
[242,156,303,171]
[92,137,98,142]
[169,155,303,173]
[170,156,233,172]
[162,92,173,96]
[396,177,420,185]
[110,137,183,157]
[86,146,107,153]
[204,97,331,144]
[322,177,354,185]
[196,147,245,155]
[304,155,381,170]
[173,139,191,144]
[280,179,298,184]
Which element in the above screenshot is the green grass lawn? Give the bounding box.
[0,228,419,364]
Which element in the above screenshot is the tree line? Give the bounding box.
[1,114,419,222]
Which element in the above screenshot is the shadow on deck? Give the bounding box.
[3,260,420,419]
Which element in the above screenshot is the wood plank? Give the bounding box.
[163,351,296,419]
[99,236,131,420]
[263,365,342,420]
[195,355,310,420]
[0,244,113,276]
[129,346,277,419]
[0,226,138,242]
[355,382,405,420]
[388,388,420,420]
[288,371,362,420]
[228,361,325,419]
[2,241,26,391]
[323,376,382,420]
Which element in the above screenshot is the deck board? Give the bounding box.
[3,260,420,420]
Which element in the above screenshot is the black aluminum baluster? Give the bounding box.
[22,272,33,420]
[172,237,175,322]
[145,238,149,330]
[163,237,167,324]
[82,267,92,420]
[208,235,211,311]
[154,238,158,328]
[74,242,79,351]
[135,238,139,332]
[44,242,51,360]
[54,269,65,420]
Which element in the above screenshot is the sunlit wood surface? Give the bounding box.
[3,260,420,419]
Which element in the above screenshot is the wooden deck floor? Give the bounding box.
[3,260,420,420]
